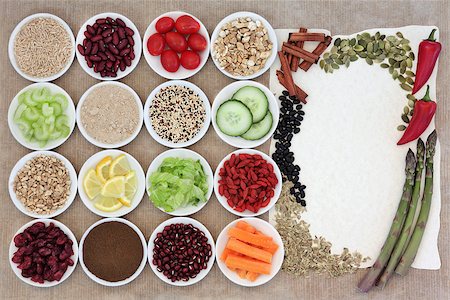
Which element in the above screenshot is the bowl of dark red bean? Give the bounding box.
[9,219,78,287]
[148,217,215,286]
[76,12,142,80]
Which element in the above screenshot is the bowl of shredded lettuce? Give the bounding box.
[146,149,213,216]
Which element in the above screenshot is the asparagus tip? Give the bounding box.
[426,130,437,157]
[405,149,416,173]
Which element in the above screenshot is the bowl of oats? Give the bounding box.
[9,151,78,218]
[143,80,211,148]
[210,12,277,80]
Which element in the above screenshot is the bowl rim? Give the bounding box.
[8,13,76,82]
[9,218,79,287]
[142,11,211,80]
[8,82,76,151]
[76,81,144,149]
[77,149,146,218]
[210,11,278,80]
[143,80,211,148]
[213,149,282,217]
[145,148,214,216]
[215,217,284,287]
[78,217,147,287]
[147,216,216,286]
[8,150,78,219]
[211,80,280,149]
[75,12,142,81]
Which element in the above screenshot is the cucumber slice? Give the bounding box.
[16,118,32,135]
[24,130,34,142]
[49,102,62,116]
[55,115,69,130]
[32,116,45,129]
[241,111,273,141]
[23,107,40,122]
[59,125,71,137]
[216,100,253,136]
[32,87,50,103]
[14,104,28,121]
[232,86,269,123]
[34,125,50,141]
[42,103,54,117]
[18,91,29,104]
[52,94,68,110]
[49,130,62,140]
[24,90,37,106]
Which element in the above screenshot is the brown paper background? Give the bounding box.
[0,0,448,299]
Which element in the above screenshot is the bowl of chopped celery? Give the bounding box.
[8,82,75,150]
[146,148,213,216]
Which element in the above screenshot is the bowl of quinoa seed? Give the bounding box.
[77,82,143,149]
[144,80,211,148]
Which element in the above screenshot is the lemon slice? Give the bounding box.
[94,196,123,212]
[83,169,103,200]
[109,154,131,178]
[96,156,112,183]
[118,171,137,207]
[101,176,125,198]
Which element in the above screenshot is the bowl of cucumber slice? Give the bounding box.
[212,81,279,149]
[8,82,75,151]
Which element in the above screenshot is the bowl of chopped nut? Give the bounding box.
[210,12,277,80]
[8,151,78,218]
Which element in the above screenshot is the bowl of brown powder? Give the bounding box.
[79,218,147,286]
[8,13,75,82]
[143,80,211,148]
[77,81,143,148]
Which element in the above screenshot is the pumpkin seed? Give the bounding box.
[402,44,412,51]
[325,58,333,64]
[392,70,399,79]
[358,52,367,58]
[401,83,413,91]
[359,39,367,48]
[323,53,330,59]
[377,53,386,60]
[397,125,406,131]
[345,59,350,67]
[403,106,409,114]
[331,53,339,59]
[365,57,373,65]
[348,49,356,56]
[349,55,358,62]
[380,63,389,68]
[402,114,410,123]
[409,109,414,116]
[398,75,406,83]
[368,53,376,59]
[406,58,413,68]
[331,46,338,54]
[407,94,416,101]
[320,60,325,69]
[375,32,381,39]
[350,38,356,46]
[400,38,410,45]
[406,77,414,85]
[331,63,339,69]
[367,42,373,53]
[389,65,394,74]
[396,32,404,38]
[379,40,385,49]
[388,58,396,65]
[400,65,406,74]
[387,35,397,42]
[393,61,400,68]
[353,45,364,52]
[334,38,341,46]
[341,40,349,48]
[409,52,415,60]
[380,34,386,40]
[385,41,391,51]
[362,32,371,39]
[335,58,344,65]
[341,45,350,52]
[405,70,415,77]
[408,100,415,108]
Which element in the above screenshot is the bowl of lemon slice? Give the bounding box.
[78,149,145,217]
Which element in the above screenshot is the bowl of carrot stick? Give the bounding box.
[215,217,284,287]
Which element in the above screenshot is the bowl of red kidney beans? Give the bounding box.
[148,217,215,286]
[214,149,282,217]
[76,12,142,80]
[143,11,210,80]
[9,219,78,287]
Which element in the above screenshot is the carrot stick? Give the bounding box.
[255,231,279,254]
[225,254,271,275]
[226,239,273,263]
[236,221,256,233]
[220,248,240,262]
[228,227,273,248]
[246,271,260,282]
[236,268,247,279]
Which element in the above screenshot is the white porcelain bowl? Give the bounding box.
[76,81,143,149]
[211,80,279,149]
[8,82,76,151]
[210,11,277,80]
[214,149,282,217]
[9,219,79,287]
[8,13,75,82]
[216,217,284,287]
[78,149,145,218]
[143,80,211,148]
[143,11,210,80]
[146,149,213,216]
[75,12,142,80]
[148,217,215,286]
[79,218,147,286]
[9,151,78,219]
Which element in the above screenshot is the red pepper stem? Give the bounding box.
[422,85,432,102]
[427,29,437,42]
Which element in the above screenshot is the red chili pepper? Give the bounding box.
[397,86,436,145]
[411,29,441,95]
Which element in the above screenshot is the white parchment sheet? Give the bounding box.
[269,26,441,269]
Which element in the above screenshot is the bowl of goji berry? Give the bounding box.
[214,149,282,217]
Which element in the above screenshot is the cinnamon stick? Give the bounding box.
[299,35,332,71]
[277,51,296,97]
[282,42,319,64]
[289,32,326,42]
[290,27,307,72]
[276,70,308,103]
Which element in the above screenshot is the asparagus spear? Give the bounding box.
[357,149,416,292]
[378,139,425,288]
[396,130,437,276]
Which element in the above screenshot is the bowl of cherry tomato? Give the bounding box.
[143,12,210,80]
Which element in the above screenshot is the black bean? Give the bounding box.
[282,91,289,96]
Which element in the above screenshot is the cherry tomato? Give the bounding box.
[175,15,200,34]
[180,50,200,70]
[147,33,165,56]
[187,33,207,52]
[165,31,188,53]
[161,49,180,72]
[155,17,175,33]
